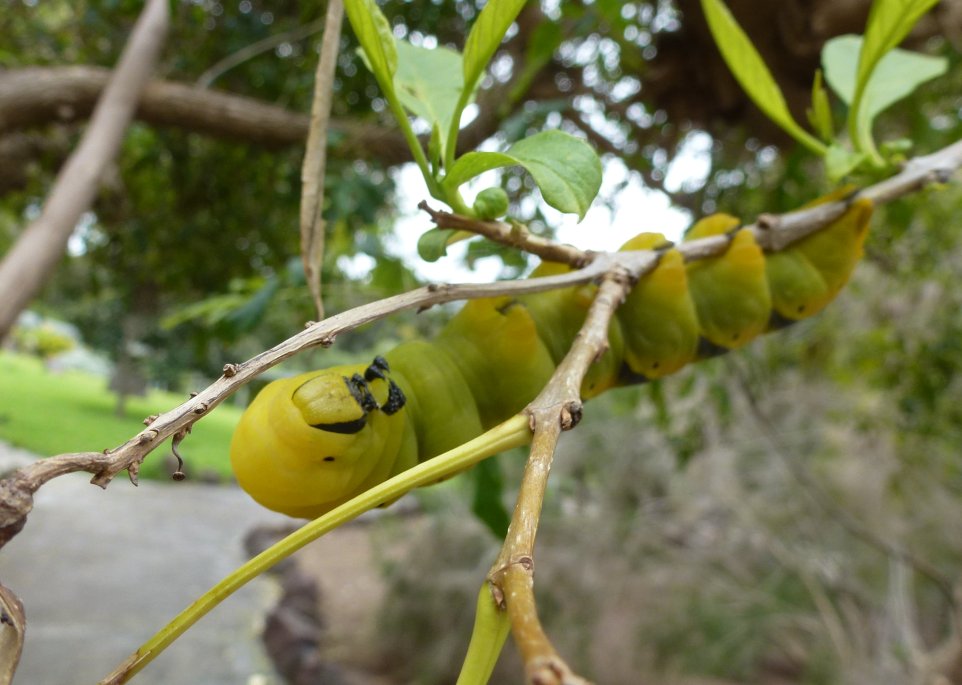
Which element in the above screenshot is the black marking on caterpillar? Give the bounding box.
[768,310,800,331]
[311,417,368,434]
[382,380,407,415]
[364,356,390,382]
[346,374,379,412]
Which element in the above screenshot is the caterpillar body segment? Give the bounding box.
[435,296,558,428]
[765,193,872,326]
[683,215,772,352]
[523,260,625,397]
[231,194,874,517]
[616,233,699,380]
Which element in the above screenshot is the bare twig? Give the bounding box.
[488,270,637,685]
[0,264,626,549]
[418,200,592,267]
[423,138,962,272]
[751,139,962,252]
[300,0,344,320]
[0,0,170,341]
[196,19,327,89]
[0,583,25,685]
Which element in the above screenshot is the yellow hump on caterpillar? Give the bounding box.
[618,233,700,379]
[684,221,771,351]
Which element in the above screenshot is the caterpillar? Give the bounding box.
[230,191,873,518]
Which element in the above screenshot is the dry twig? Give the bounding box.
[0,265,621,549]
[418,200,592,267]
[300,0,344,321]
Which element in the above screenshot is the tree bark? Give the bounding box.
[0,0,170,341]
[0,66,417,164]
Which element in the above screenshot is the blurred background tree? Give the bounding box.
[2,1,962,682]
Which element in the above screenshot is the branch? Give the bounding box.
[0,66,410,162]
[487,269,637,685]
[300,0,344,320]
[418,201,592,267]
[422,137,962,271]
[0,263,630,549]
[0,1,170,341]
[196,19,327,89]
[751,139,962,251]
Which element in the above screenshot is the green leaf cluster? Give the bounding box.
[345,0,602,257]
[701,0,946,180]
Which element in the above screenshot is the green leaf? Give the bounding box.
[222,278,281,334]
[825,144,866,182]
[807,70,834,143]
[442,132,602,220]
[700,0,825,155]
[506,130,602,220]
[395,40,465,150]
[343,0,397,87]
[417,228,459,262]
[470,458,510,539]
[857,0,940,94]
[462,0,527,98]
[823,35,947,133]
[442,151,518,192]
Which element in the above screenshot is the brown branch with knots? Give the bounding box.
[487,270,637,685]
[420,135,962,269]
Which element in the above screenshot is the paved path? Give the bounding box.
[0,443,292,685]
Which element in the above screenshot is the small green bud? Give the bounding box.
[472,187,509,220]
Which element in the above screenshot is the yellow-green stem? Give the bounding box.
[99,415,531,685]
[455,583,511,685]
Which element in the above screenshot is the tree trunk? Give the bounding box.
[0,0,169,342]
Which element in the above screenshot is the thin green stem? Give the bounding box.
[847,89,886,168]
[455,583,511,685]
[385,91,443,198]
[99,415,531,685]
[444,88,473,172]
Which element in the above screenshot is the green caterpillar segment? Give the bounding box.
[382,341,483,459]
[766,191,872,327]
[437,296,558,427]
[683,216,772,353]
[230,193,875,518]
[522,261,625,398]
[793,196,872,298]
[617,233,699,380]
[764,251,831,326]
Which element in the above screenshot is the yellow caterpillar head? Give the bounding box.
[230,356,411,518]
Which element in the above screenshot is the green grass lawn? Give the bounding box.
[0,352,243,482]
